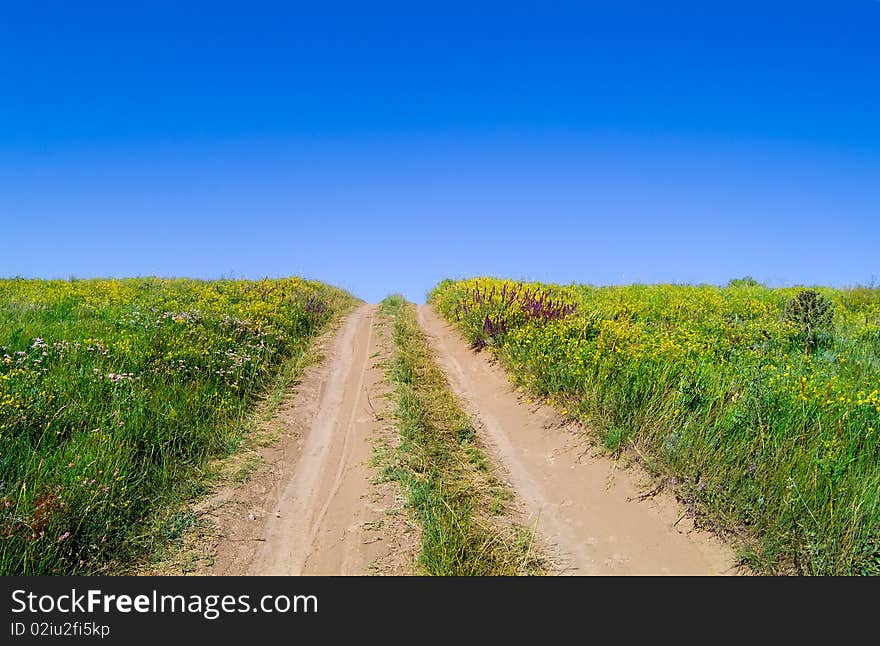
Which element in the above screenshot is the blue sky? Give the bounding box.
[2,1,878,302]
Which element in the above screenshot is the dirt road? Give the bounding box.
[248,304,381,574]
[200,302,739,577]
[417,305,740,575]
[204,304,413,575]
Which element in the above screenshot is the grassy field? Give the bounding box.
[430,277,880,575]
[0,277,355,574]
[376,296,541,575]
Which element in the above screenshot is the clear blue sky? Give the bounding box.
[2,1,878,303]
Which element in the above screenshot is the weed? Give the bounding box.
[0,277,356,574]
[431,277,880,575]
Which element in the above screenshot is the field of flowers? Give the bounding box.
[0,277,355,574]
[430,277,880,574]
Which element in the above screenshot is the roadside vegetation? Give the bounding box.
[377,295,542,575]
[0,277,356,574]
[430,277,880,575]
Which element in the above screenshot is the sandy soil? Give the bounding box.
[200,304,415,575]
[417,305,743,575]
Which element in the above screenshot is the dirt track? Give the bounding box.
[248,304,381,573]
[204,302,741,576]
[417,305,741,575]
[203,304,413,575]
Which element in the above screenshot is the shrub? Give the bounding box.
[784,289,834,353]
[728,276,762,288]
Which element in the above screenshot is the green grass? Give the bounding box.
[431,278,880,575]
[0,277,356,574]
[376,295,541,576]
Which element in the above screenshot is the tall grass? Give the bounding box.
[378,295,541,575]
[430,278,880,575]
[0,277,356,574]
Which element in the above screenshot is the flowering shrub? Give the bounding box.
[447,279,577,350]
